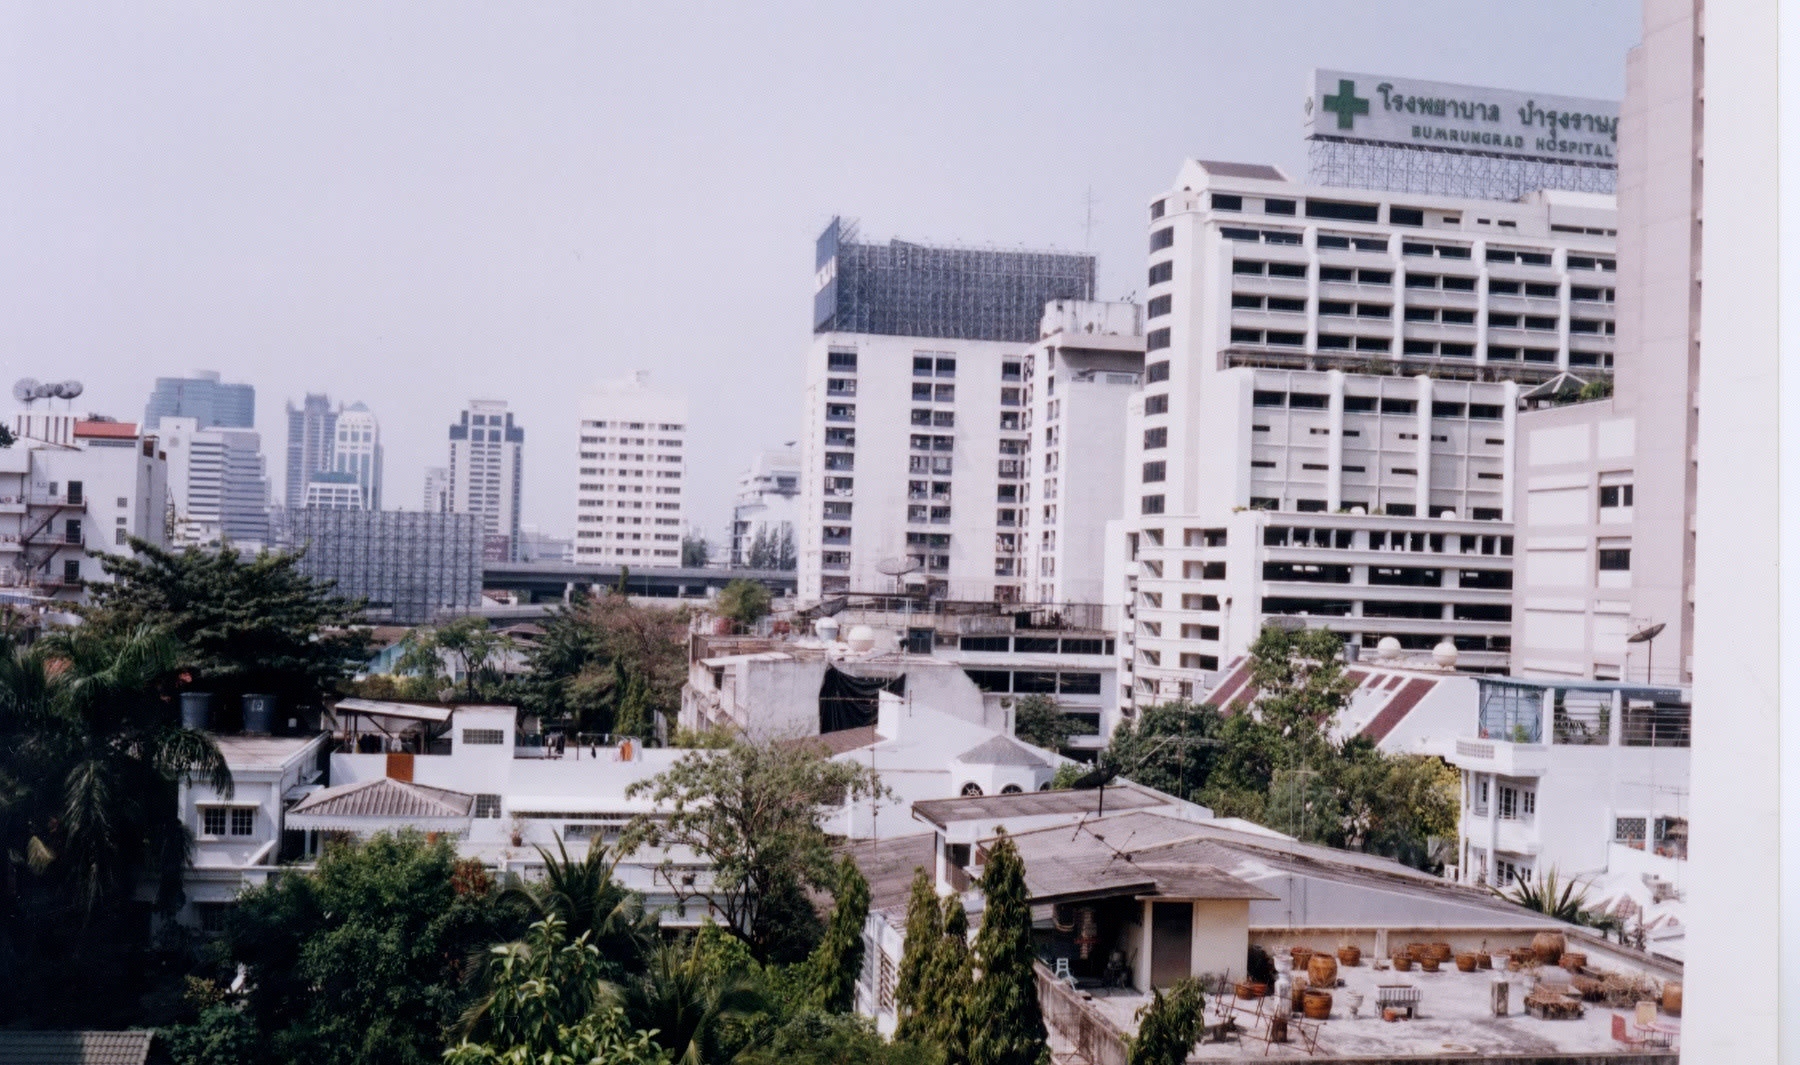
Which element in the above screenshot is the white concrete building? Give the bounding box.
[1444,676,1689,938]
[1019,299,1145,605]
[1,414,169,602]
[423,466,449,513]
[1114,160,1617,712]
[575,373,688,568]
[322,402,381,511]
[730,446,799,568]
[798,219,1095,605]
[448,399,525,562]
[153,416,271,548]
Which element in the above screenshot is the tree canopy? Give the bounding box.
[968,833,1048,1065]
[397,615,514,700]
[713,579,773,628]
[516,591,689,738]
[1011,694,1078,752]
[80,538,369,709]
[625,737,885,964]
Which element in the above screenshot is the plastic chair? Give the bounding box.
[1053,957,1073,984]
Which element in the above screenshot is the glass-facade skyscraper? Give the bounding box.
[143,370,255,430]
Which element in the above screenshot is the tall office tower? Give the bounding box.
[423,467,450,513]
[1018,300,1145,605]
[799,217,1095,603]
[575,373,687,567]
[1507,5,1702,686]
[144,370,256,431]
[309,402,382,511]
[154,416,272,547]
[1114,160,1617,710]
[731,446,800,568]
[447,400,525,562]
[285,394,338,508]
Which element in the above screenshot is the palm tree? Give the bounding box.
[501,836,659,977]
[623,937,769,1065]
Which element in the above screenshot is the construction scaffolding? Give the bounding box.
[1308,138,1616,201]
[814,217,1095,343]
[271,507,482,624]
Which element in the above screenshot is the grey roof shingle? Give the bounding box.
[912,782,1168,827]
[956,735,1049,768]
[288,776,475,819]
[0,1031,154,1065]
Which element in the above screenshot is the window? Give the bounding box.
[231,808,256,836]
[1305,199,1380,222]
[474,794,503,818]
[1143,427,1167,449]
[1148,261,1173,285]
[1599,484,1635,508]
[1149,227,1174,251]
[1147,295,1171,318]
[1145,361,1169,383]
[1598,548,1632,571]
[1389,206,1424,226]
[462,728,506,745]
[1140,495,1165,515]
[1614,816,1647,846]
[1144,393,1169,415]
[1211,193,1243,211]
[202,808,227,836]
[1264,198,1296,215]
[827,350,857,371]
[1142,461,1166,483]
[1146,328,1170,351]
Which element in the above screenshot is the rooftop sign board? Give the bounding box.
[1305,70,1618,168]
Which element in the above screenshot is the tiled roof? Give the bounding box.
[1194,160,1288,181]
[288,776,474,820]
[0,1031,153,1065]
[956,735,1049,768]
[912,781,1167,827]
[838,833,939,915]
[786,726,882,756]
[1360,677,1440,743]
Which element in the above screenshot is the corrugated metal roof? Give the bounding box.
[288,776,474,819]
[912,781,1167,827]
[838,834,939,915]
[956,735,1049,768]
[1002,816,1276,903]
[0,1031,153,1065]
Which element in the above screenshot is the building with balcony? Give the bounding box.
[730,446,799,568]
[1445,675,1689,947]
[575,373,687,568]
[1,414,169,603]
[1113,160,1617,713]
[799,218,1096,604]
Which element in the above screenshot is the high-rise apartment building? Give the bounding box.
[153,416,271,547]
[731,447,799,568]
[1507,3,1702,685]
[1113,160,1617,709]
[575,373,687,567]
[423,467,450,513]
[144,370,255,431]
[285,394,337,509]
[798,218,1095,603]
[1018,300,1145,605]
[447,400,524,562]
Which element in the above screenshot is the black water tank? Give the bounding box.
[242,693,277,735]
[180,692,214,731]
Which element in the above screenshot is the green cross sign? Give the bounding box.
[1322,79,1369,130]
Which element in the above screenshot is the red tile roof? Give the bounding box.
[1360,677,1440,743]
[73,421,138,439]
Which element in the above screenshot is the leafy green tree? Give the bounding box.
[0,423,13,447]
[398,615,514,700]
[80,538,369,709]
[223,831,528,1065]
[893,869,941,1043]
[682,536,711,568]
[920,895,975,1065]
[802,855,870,1013]
[714,579,773,628]
[0,627,230,1027]
[450,915,668,1065]
[1244,625,1354,769]
[968,833,1048,1065]
[626,738,884,964]
[737,1011,940,1065]
[517,593,689,737]
[1011,694,1077,752]
[1127,978,1207,1065]
[161,1002,262,1065]
[1098,702,1227,801]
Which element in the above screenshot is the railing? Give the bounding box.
[1621,703,1692,747]
[1552,700,1610,746]
[1455,739,1495,760]
[1036,963,1128,1065]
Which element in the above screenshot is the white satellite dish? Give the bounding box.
[13,378,40,404]
[876,556,923,577]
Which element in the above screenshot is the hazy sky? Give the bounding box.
[0,1,1640,540]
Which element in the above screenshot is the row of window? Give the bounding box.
[1249,391,1507,419]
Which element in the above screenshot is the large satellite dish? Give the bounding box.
[1627,622,1666,644]
[875,557,923,577]
[52,381,83,399]
[13,378,39,404]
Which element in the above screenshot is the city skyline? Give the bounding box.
[0,2,1639,538]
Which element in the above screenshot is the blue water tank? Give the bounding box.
[180,692,214,731]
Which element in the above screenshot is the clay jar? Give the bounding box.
[1302,990,1333,1020]
[1337,945,1362,967]
[1308,953,1339,988]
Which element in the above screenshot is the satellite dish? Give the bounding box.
[30,383,53,400]
[13,378,40,403]
[876,557,923,577]
[1627,622,1666,644]
[55,381,82,399]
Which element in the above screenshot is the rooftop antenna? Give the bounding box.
[1082,185,1100,253]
